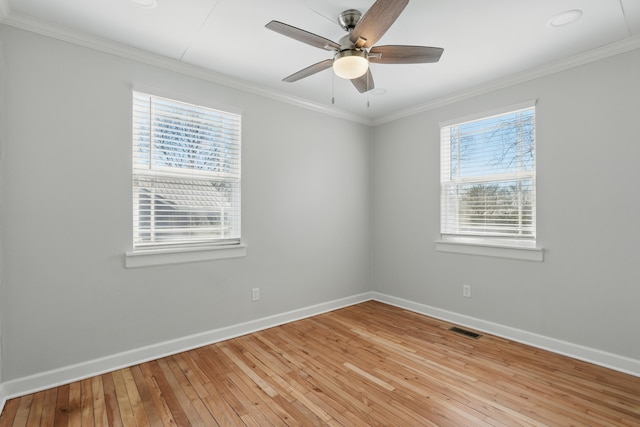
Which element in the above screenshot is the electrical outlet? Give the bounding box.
[252,288,260,301]
[463,284,471,298]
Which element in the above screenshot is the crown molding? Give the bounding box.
[2,8,639,128]
[0,11,373,126]
[373,35,640,126]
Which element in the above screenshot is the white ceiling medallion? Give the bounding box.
[547,10,583,28]
[132,0,158,8]
[370,88,387,96]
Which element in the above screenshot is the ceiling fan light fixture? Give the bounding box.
[333,50,369,79]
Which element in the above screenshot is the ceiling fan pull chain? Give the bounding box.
[331,73,336,104]
[366,83,371,108]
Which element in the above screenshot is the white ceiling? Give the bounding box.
[2,0,640,122]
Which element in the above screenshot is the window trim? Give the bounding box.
[434,239,543,262]
[437,100,543,260]
[128,87,245,265]
[125,243,247,268]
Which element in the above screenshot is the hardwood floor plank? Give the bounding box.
[219,345,278,398]
[110,370,138,427]
[239,340,354,425]
[39,387,58,427]
[147,360,193,427]
[24,390,44,426]
[2,301,639,426]
[179,351,243,426]
[68,381,83,426]
[120,367,150,427]
[264,334,378,420]
[100,374,124,427]
[52,384,69,427]
[79,378,95,427]
[215,341,293,425]
[191,347,251,421]
[222,342,307,426]
[267,369,334,423]
[10,394,33,427]
[137,363,176,427]
[260,343,360,420]
[0,398,20,427]
[128,365,163,427]
[163,355,219,426]
[89,376,109,427]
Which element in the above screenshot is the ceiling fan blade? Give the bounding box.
[350,0,409,48]
[283,59,334,83]
[266,21,340,51]
[351,69,375,93]
[369,45,444,64]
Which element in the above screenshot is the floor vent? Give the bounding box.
[449,326,482,339]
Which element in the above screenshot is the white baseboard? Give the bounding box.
[0,292,374,412]
[1,291,638,416]
[372,292,640,377]
[0,383,7,417]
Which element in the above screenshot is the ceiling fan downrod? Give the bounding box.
[338,9,362,32]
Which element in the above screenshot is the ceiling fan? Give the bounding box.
[265,0,444,93]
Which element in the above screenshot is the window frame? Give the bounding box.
[436,100,543,261]
[126,90,245,267]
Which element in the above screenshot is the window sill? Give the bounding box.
[435,239,543,262]
[125,244,247,268]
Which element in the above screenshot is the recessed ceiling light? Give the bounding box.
[132,0,158,8]
[547,10,583,28]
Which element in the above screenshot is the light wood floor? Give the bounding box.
[1,301,639,426]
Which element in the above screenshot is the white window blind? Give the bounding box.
[440,103,536,242]
[132,92,241,251]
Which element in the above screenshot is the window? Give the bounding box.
[440,101,536,248]
[131,92,241,253]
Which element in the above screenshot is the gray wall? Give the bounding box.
[371,48,640,361]
[2,22,639,384]
[0,26,371,380]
